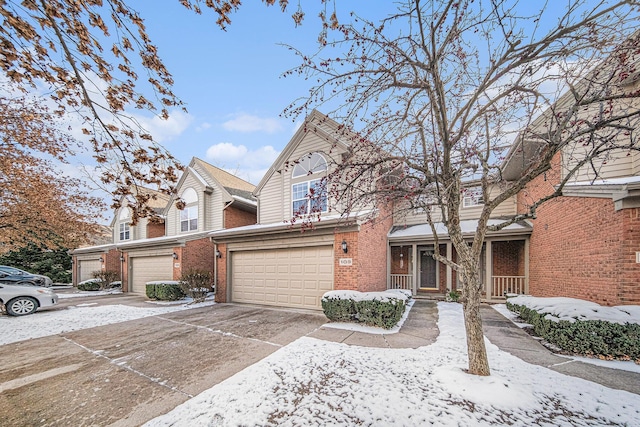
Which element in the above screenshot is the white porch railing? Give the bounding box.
[389,274,413,292]
[492,276,527,298]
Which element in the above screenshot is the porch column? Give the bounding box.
[446,242,452,290]
[485,240,492,300]
[412,244,418,295]
[524,237,530,294]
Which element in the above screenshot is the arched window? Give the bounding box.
[180,188,198,232]
[292,152,327,178]
[118,208,131,241]
[291,153,328,215]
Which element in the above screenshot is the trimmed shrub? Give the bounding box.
[77,279,101,291]
[91,270,119,290]
[355,298,406,329]
[179,270,212,303]
[146,281,185,301]
[321,290,411,329]
[507,301,640,361]
[322,298,357,322]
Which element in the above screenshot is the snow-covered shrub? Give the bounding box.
[146,281,185,301]
[321,290,410,329]
[179,270,212,303]
[77,278,101,291]
[507,298,640,362]
[91,270,119,290]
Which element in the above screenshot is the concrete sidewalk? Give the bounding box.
[480,304,640,395]
[310,300,640,395]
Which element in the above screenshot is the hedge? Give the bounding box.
[322,289,411,329]
[507,301,640,362]
[145,281,185,301]
[77,279,101,291]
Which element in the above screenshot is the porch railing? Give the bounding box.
[389,274,413,292]
[492,276,527,298]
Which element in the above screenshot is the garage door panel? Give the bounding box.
[130,256,173,295]
[231,246,333,310]
[79,260,102,282]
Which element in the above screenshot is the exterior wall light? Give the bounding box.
[100,256,105,263]
[120,255,125,262]
[216,250,223,259]
[341,240,348,254]
[172,252,179,260]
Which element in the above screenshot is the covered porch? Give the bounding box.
[387,220,532,302]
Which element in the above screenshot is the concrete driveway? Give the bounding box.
[0,300,327,426]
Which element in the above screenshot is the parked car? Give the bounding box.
[0,282,59,316]
[0,266,53,287]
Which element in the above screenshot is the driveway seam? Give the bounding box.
[61,336,194,398]
[157,316,283,348]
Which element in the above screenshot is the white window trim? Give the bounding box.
[119,222,130,241]
[462,188,484,208]
[292,178,328,216]
[180,205,198,232]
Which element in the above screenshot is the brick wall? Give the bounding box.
[518,153,640,305]
[390,246,410,274]
[177,238,215,281]
[146,220,165,238]
[334,231,359,291]
[224,205,257,229]
[105,249,121,280]
[356,213,393,292]
[492,240,525,276]
[215,243,227,303]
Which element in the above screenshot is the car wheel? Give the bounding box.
[6,297,38,316]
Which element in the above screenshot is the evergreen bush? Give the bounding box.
[146,281,185,301]
[507,301,640,361]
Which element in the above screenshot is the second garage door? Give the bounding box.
[231,246,333,310]
[129,255,174,295]
[78,259,102,282]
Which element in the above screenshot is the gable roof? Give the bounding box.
[192,157,256,193]
[254,110,352,195]
[109,186,171,227]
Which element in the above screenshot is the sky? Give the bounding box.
[50,0,618,204]
[79,1,389,185]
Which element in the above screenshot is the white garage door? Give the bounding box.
[78,259,102,282]
[231,246,333,310]
[129,255,174,295]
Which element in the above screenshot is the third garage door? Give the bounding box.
[129,255,174,295]
[231,246,333,310]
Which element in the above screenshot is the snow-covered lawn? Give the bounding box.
[0,300,215,345]
[146,302,640,426]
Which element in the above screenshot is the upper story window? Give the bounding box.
[292,153,328,215]
[180,188,198,232]
[462,187,484,208]
[118,208,131,241]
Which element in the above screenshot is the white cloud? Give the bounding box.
[196,122,212,132]
[222,113,283,134]
[132,109,193,143]
[205,142,280,184]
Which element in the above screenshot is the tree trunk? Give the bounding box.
[463,278,490,376]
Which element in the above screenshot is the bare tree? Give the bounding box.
[285,0,640,375]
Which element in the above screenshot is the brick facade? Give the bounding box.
[224,205,257,229]
[214,243,227,303]
[146,220,165,238]
[519,153,640,305]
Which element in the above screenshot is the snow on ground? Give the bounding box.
[146,302,640,427]
[0,300,215,345]
[57,289,124,299]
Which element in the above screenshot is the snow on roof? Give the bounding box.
[564,175,640,187]
[231,194,258,206]
[388,219,532,240]
[508,295,640,325]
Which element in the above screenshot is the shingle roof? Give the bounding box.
[193,158,256,193]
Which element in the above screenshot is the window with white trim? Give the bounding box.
[119,222,130,241]
[179,188,198,232]
[118,208,131,241]
[291,153,328,216]
[462,187,484,208]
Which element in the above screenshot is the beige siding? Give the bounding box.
[258,132,350,223]
[394,189,517,227]
[230,246,333,310]
[167,173,209,236]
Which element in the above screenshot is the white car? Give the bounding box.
[0,282,59,316]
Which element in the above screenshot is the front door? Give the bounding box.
[418,247,438,289]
